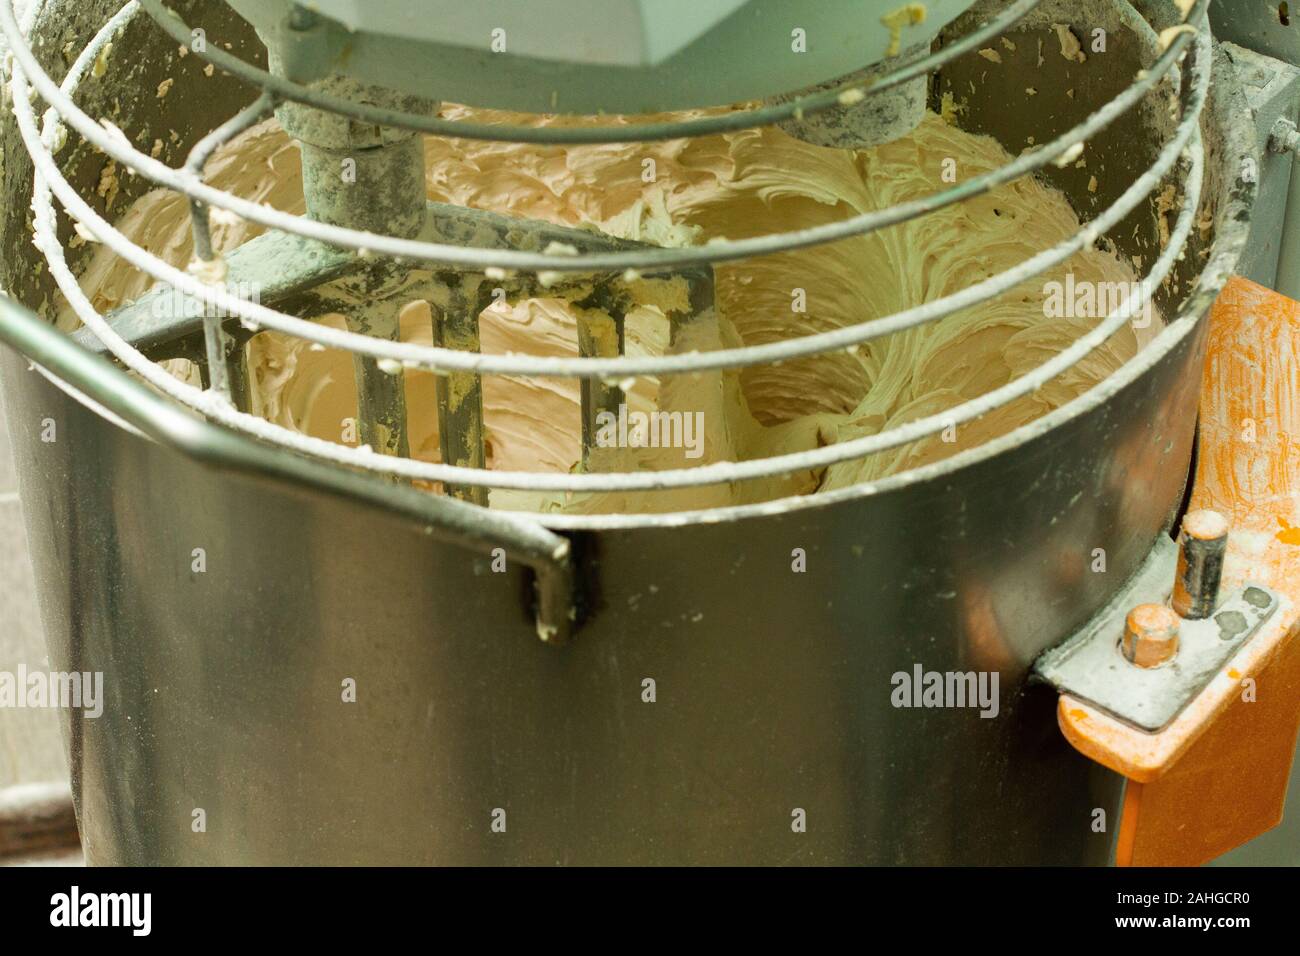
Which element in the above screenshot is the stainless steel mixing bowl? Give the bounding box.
[0,0,1257,863]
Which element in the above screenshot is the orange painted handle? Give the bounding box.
[1056,277,1300,866]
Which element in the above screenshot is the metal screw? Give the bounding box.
[1172,508,1229,619]
[1121,603,1181,668]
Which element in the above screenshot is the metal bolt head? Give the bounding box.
[1121,603,1180,668]
[1181,508,1229,542]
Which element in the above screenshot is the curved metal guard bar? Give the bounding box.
[2,0,1200,278]
[0,296,580,644]
[10,19,1210,495]
[0,0,1211,503]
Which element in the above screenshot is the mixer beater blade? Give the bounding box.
[85,186,719,503]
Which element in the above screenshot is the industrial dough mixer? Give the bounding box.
[0,0,1297,865]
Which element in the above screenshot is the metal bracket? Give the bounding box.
[1034,535,1279,731]
[1218,42,1300,296]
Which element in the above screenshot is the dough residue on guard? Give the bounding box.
[63,105,1155,514]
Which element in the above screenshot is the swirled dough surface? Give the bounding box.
[64,106,1155,514]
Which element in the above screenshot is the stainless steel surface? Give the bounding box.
[0,0,1261,864]
[3,305,1140,863]
[142,0,1041,146]
[0,388,68,792]
[1035,537,1280,731]
[221,0,979,115]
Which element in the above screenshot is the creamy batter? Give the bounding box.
[63,104,1155,514]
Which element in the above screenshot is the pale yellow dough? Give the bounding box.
[63,105,1154,514]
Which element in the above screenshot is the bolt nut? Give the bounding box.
[1121,603,1181,668]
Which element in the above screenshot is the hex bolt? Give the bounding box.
[1269,117,1300,156]
[1121,603,1181,668]
[1172,508,1229,619]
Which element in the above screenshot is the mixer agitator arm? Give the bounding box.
[76,201,716,494]
[75,201,709,360]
